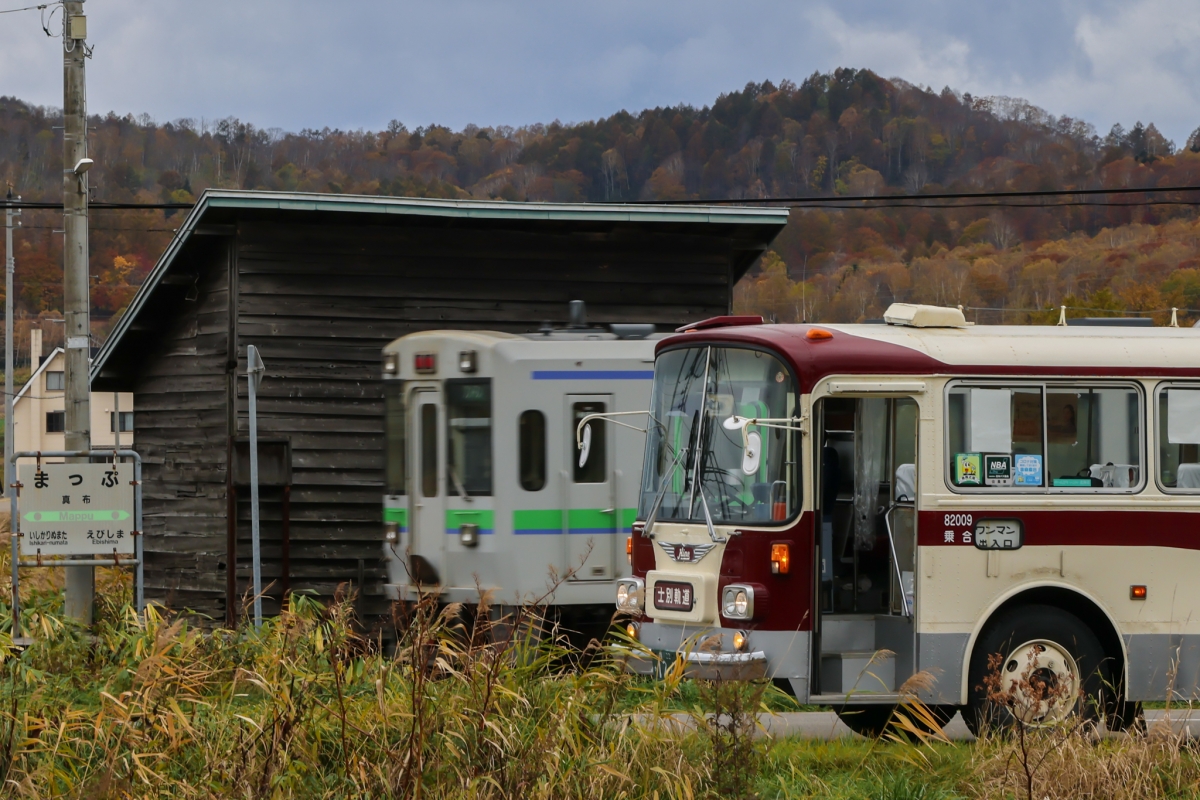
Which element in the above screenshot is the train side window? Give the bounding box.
[420,403,438,497]
[519,410,547,491]
[947,386,1044,489]
[1159,387,1200,490]
[573,402,606,483]
[1046,386,1141,489]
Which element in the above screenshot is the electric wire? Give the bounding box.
[0,1,50,14]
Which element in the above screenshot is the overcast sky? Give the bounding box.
[1,0,1196,145]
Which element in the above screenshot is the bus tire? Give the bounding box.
[1107,699,1145,733]
[834,704,955,739]
[964,604,1111,736]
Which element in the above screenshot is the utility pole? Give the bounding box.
[5,188,19,518]
[62,1,93,624]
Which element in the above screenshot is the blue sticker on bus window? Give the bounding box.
[1013,454,1043,486]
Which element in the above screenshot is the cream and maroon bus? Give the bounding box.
[615,303,1200,734]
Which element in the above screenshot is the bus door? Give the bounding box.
[565,395,616,581]
[814,394,920,695]
[409,387,444,586]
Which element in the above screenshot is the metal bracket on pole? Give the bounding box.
[9,449,143,642]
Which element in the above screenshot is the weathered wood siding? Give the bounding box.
[135,237,232,621]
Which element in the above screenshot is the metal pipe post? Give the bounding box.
[62,0,93,624]
[247,345,263,629]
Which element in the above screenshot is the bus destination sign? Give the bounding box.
[18,463,135,556]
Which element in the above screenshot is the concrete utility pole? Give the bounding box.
[5,189,18,506]
[62,1,93,624]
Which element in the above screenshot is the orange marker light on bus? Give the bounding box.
[626,536,633,565]
[770,543,790,575]
[1131,585,1147,600]
[806,328,834,341]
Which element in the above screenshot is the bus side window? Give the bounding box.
[1160,387,1200,490]
[519,410,547,491]
[1046,386,1141,489]
[947,386,1044,489]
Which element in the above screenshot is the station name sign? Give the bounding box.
[18,463,135,556]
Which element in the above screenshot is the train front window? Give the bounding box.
[446,379,492,496]
[384,381,406,495]
[639,346,799,525]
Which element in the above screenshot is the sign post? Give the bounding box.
[246,346,265,630]
[9,449,142,640]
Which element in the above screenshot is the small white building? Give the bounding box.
[12,329,133,458]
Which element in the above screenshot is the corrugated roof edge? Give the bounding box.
[90,190,789,385]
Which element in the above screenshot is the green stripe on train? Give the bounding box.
[446,509,495,533]
[383,507,407,525]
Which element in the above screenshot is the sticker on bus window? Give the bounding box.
[984,454,1013,486]
[1013,454,1043,486]
[954,453,982,486]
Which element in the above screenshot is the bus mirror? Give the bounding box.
[578,423,593,468]
[741,430,762,475]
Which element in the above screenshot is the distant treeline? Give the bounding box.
[1,68,1199,329]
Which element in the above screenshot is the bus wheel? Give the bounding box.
[1107,699,1145,733]
[964,605,1110,736]
[836,703,956,739]
[835,704,897,738]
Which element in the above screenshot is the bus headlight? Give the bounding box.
[384,522,399,543]
[616,577,644,612]
[722,584,757,620]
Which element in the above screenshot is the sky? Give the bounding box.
[0,0,1197,146]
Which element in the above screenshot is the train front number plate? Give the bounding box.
[653,581,695,612]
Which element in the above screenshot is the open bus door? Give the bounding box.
[814,394,919,700]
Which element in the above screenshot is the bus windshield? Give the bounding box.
[639,346,799,525]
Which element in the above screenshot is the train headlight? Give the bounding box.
[722,584,755,620]
[460,523,479,548]
[616,577,644,612]
[382,352,399,376]
[384,522,399,543]
[458,350,477,373]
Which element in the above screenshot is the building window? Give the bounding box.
[110,411,134,433]
[45,371,64,391]
[46,411,65,433]
[518,410,546,491]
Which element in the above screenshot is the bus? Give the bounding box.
[381,320,660,639]
[615,303,1200,734]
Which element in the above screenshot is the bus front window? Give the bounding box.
[640,346,799,525]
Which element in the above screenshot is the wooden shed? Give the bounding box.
[90,190,789,625]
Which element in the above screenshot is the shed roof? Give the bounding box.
[91,190,788,389]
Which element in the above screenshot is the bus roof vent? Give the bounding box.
[883,303,968,329]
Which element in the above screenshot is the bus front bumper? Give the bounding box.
[619,622,811,690]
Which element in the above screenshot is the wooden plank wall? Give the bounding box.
[136,240,232,621]
[143,215,743,622]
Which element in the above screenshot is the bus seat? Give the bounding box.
[1178,463,1200,489]
[894,463,916,502]
[1089,463,1139,488]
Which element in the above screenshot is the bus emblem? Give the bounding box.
[658,541,715,564]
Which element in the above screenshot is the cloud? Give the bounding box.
[0,1,1194,144]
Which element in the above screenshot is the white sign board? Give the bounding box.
[18,463,135,556]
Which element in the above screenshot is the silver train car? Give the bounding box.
[381,322,660,630]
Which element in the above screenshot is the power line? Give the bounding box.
[0,2,51,14]
[627,184,1200,206]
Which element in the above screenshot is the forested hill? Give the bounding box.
[2,68,1200,338]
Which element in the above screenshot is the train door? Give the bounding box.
[814,394,920,696]
[409,387,444,583]
[565,395,616,581]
